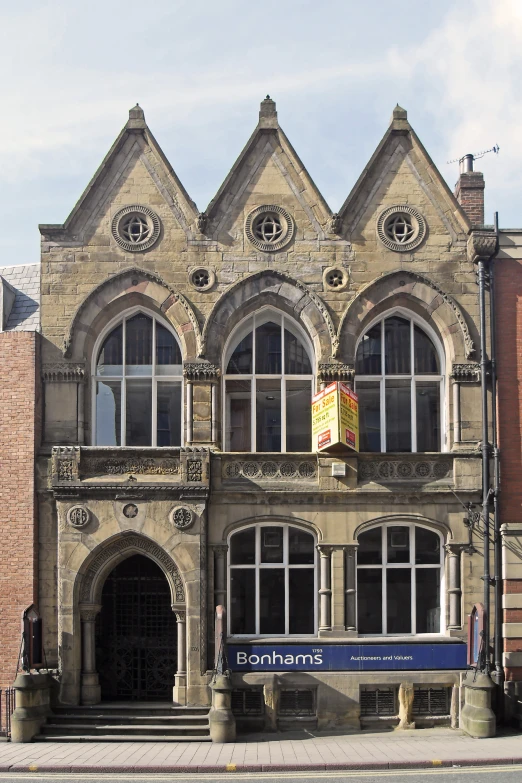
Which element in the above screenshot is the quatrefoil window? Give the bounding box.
[377,206,426,252]
[112,205,161,252]
[245,206,294,252]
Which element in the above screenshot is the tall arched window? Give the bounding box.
[223,309,314,452]
[228,523,316,636]
[357,523,443,635]
[93,309,183,446]
[355,311,444,452]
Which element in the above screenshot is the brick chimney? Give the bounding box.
[454,154,485,226]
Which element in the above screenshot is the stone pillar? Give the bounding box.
[453,380,461,444]
[186,381,193,443]
[461,671,496,737]
[209,674,236,743]
[79,603,102,705]
[213,545,228,609]
[211,382,218,445]
[173,608,187,705]
[10,673,53,743]
[318,546,332,633]
[396,682,415,730]
[446,545,462,630]
[344,545,357,632]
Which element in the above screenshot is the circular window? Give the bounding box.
[323,266,349,292]
[189,267,215,291]
[377,206,426,252]
[245,205,294,252]
[112,205,161,252]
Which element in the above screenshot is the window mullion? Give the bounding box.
[252,376,256,453]
[411,377,417,452]
[255,527,260,634]
[284,525,289,635]
[281,375,286,452]
[152,378,157,447]
[382,526,387,634]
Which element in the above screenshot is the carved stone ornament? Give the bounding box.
[451,363,481,383]
[359,457,453,483]
[111,205,161,252]
[42,363,86,383]
[67,505,90,528]
[187,460,203,482]
[183,362,220,382]
[318,362,355,384]
[196,213,208,233]
[82,455,180,477]
[245,205,295,252]
[223,458,317,481]
[52,446,80,484]
[377,205,427,252]
[123,503,139,519]
[467,231,497,263]
[329,213,343,234]
[170,506,194,530]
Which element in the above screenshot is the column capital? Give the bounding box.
[317,545,334,556]
[445,542,467,555]
[172,606,186,623]
[79,603,102,622]
[212,544,229,556]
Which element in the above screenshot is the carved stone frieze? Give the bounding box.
[358,457,453,483]
[183,362,220,382]
[317,362,355,384]
[80,534,185,603]
[223,458,317,481]
[467,231,497,263]
[451,363,481,383]
[42,363,86,383]
[81,455,180,477]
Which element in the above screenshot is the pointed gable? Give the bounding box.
[39,105,199,246]
[204,96,332,245]
[337,105,470,251]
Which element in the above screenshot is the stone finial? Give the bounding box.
[127,103,146,130]
[259,95,278,128]
[392,104,407,121]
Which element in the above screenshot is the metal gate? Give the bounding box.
[96,554,177,701]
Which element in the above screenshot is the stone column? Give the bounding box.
[213,546,228,609]
[344,545,358,632]
[186,381,193,443]
[173,608,187,705]
[446,544,462,630]
[318,546,332,633]
[453,380,461,444]
[211,383,218,445]
[79,603,102,705]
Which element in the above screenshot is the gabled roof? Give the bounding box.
[0,263,40,332]
[39,105,198,239]
[336,105,471,236]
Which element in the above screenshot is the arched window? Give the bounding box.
[357,523,443,635]
[229,523,316,636]
[223,309,314,452]
[93,310,183,446]
[355,311,444,452]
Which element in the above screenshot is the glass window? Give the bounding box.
[357,524,443,635]
[355,313,443,452]
[93,310,183,446]
[224,310,314,452]
[229,524,316,636]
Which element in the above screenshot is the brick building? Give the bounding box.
[0,265,41,688]
[1,99,511,736]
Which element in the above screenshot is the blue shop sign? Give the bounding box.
[228,643,467,672]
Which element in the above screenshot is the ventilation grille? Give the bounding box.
[231,689,264,716]
[279,689,315,716]
[412,687,450,716]
[360,688,397,716]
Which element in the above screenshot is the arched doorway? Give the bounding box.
[95,554,177,701]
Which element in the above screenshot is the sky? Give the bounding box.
[0,0,520,266]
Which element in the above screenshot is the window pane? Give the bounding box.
[385,316,410,375]
[226,380,251,451]
[230,569,255,634]
[96,381,121,445]
[260,569,285,634]
[416,569,440,633]
[256,380,281,451]
[414,326,440,374]
[97,324,123,375]
[261,527,283,563]
[356,324,381,375]
[357,381,381,452]
[416,382,440,452]
[289,528,315,565]
[385,379,411,452]
[126,313,153,375]
[284,329,311,374]
[157,383,181,446]
[156,323,182,375]
[357,569,382,634]
[387,526,410,564]
[256,322,281,374]
[286,380,312,452]
[289,569,315,633]
[230,528,256,565]
[387,569,411,633]
[415,528,440,564]
[358,528,382,565]
[227,332,253,374]
[126,379,152,446]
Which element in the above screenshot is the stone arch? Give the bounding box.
[201,270,337,363]
[63,266,202,361]
[221,513,322,544]
[338,270,475,365]
[77,531,185,607]
[353,513,453,545]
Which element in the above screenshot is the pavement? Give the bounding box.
[1,727,522,773]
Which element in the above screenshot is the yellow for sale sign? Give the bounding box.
[312,382,359,452]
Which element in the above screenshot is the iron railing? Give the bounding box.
[0,688,15,739]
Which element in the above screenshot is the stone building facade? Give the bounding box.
[30,98,500,729]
